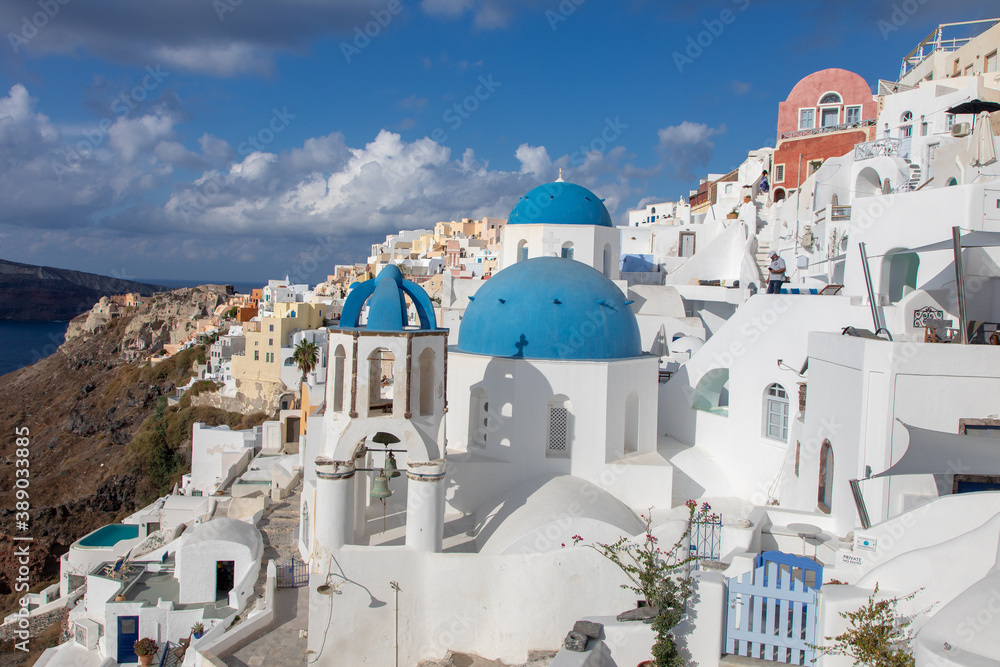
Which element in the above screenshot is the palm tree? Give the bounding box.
[292,340,320,386]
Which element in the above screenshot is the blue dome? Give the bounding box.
[339,265,439,332]
[507,182,613,227]
[456,257,641,360]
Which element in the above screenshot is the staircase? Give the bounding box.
[753,194,775,282]
[899,157,923,191]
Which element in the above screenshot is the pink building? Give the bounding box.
[772,68,878,199]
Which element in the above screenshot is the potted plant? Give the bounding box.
[726,205,739,219]
[134,637,158,666]
[191,622,205,639]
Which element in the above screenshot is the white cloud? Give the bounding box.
[657,121,726,180]
[108,114,175,163]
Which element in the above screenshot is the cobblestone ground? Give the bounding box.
[223,484,309,667]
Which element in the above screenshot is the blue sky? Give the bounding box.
[0,0,996,283]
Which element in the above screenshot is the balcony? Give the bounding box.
[780,119,875,141]
[854,137,901,161]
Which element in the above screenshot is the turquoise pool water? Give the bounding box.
[77,524,140,548]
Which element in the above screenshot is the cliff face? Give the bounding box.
[0,285,233,597]
[0,258,169,321]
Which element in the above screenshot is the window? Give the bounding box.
[845,106,861,124]
[818,440,834,513]
[546,395,571,457]
[561,242,575,260]
[764,383,789,441]
[418,348,435,416]
[821,107,839,127]
[987,51,998,73]
[624,392,639,454]
[799,108,815,129]
[901,111,913,123]
[819,92,842,105]
[470,387,488,447]
[946,113,956,131]
[901,124,912,138]
[965,64,974,76]
[517,239,528,263]
[268,338,273,346]
[774,164,785,183]
[333,346,346,412]
[269,324,274,332]
[920,122,928,136]
[254,350,259,361]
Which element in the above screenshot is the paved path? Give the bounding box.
[223,485,310,667]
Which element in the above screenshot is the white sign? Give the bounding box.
[840,553,865,567]
[857,536,877,552]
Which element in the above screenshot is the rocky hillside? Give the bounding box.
[0,258,168,321]
[0,285,236,599]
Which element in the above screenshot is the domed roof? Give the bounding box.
[507,182,613,227]
[456,257,641,360]
[339,264,438,332]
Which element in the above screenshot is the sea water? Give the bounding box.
[0,320,70,376]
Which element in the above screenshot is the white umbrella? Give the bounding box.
[971,111,997,167]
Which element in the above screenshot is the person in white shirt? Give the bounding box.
[766,252,786,294]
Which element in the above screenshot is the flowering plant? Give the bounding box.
[585,501,713,667]
[134,637,158,656]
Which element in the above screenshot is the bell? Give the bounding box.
[385,451,401,479]
[370,471,392,500]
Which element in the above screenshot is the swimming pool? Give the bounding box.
[77,524,140,548]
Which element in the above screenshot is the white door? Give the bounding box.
[680,233,696,258]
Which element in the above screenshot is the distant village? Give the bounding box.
[18,17,1000,667]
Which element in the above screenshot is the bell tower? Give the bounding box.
[310,265,448,559]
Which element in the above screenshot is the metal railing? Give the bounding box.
[780,118,875,141]
[854,137,901,160]
[899,19,999,79]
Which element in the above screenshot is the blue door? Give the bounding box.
[117,616,140,663]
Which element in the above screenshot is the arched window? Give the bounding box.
[368,348,395,413]
[301,502,310,549]
[470,387,488,448]
[947,177,959,186]
[333,345,346,412]
[900,111,913,122]
[419,348,435,416]
[818,440,834,513]
[764,383,789,441]
[819,92,842,104]
[624,392,639,454]
[547,395,572,457]
[517,239,528,262]
[602,244,613,277]
[561,241,575,260]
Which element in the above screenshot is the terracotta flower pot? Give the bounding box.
[139,655,154,667]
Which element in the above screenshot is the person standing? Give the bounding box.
[767,251,786,294]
